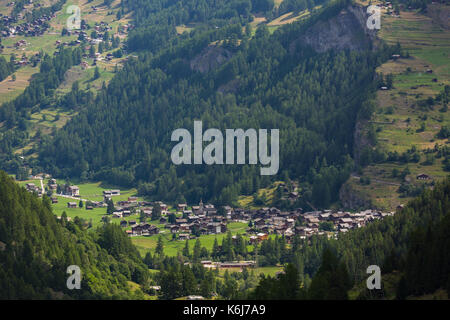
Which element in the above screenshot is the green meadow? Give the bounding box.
[132,222,250,257]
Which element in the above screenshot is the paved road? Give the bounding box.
[39,178,45,194]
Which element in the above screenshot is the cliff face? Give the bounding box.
[290,5,378,54]
[190,45,233,74]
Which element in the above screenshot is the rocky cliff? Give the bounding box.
[290,5,378,54]
[190,45,233,74]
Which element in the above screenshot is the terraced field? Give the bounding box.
[1,0,131,156]
[344,4,450,210]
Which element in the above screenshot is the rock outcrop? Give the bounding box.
[290,5,378,54]
[190,45,233,74]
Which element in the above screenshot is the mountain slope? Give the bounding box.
[37,0,396,208]
[341,1,450,210]
[0,170,149,299]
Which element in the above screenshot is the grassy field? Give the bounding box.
[237,181,284,208]
[344,5,450,210]
[19,178,141,228]
[0,66,39,105]
[132,222,250,257]
[217,266,284,277]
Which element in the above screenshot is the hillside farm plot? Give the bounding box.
[0,66,38,105]
[343,5,450,211]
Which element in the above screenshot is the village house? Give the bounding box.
[417,173,431,180]
[178,233,190,241]
[67,202,77,209]
[66,186,79,197]
[112,212,122,218]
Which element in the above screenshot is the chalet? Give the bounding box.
[131,223,159,236]
[253,218,265,227]
[207,222,221,234]
[51,197,58,204]
[26,183,38,191]
[219,261,256,268]
[179,233,190,241]
[304,216,320,224]
[141,209,152,217]
[90,201,104,208]
[143,224,159,236]
[416,173,431,180]
[67,202,77,208]
[188,216,200,223]
[120,220,128,228]
[131,224,144,235]
[257,233,268,241]
[339,218,354,225]
[103,189,120,196]
[129,220,137,226]
[86,206,93,210]
[249,233,268,244]
[67,186,79,196]
[205,208,217,216]
[112,212,122,218]
[122,210,131,217]
[177,203,187,210]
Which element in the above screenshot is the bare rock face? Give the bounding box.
[190,45,233,74]
[290,5,377,54]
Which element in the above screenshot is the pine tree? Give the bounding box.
[155,236,164,256]
[182,240,190,258]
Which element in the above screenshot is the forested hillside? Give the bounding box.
[0,56,14,82]
[247,175,450,299]
[0,170,150,299]
[36,0,397,208]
